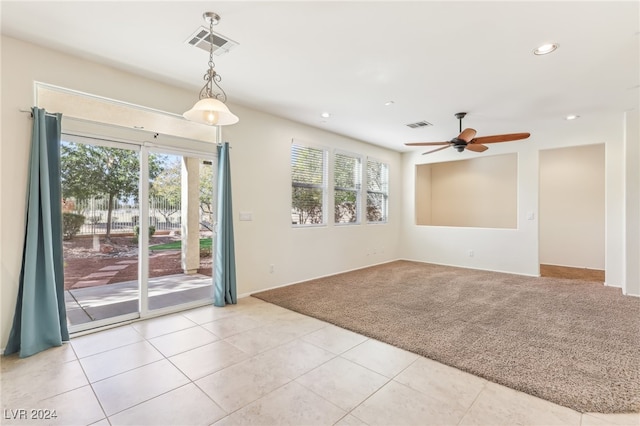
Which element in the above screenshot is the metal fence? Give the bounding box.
[65,196,212,235]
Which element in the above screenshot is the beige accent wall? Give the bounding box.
[539,144,605,269]
[416,154,517,228]
[415,164,432,225]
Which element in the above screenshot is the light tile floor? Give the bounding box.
[2,297,639,426]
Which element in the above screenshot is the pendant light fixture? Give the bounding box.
[183,12,239,126]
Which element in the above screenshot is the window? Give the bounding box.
[334,152,362,224]
[366,159,389,223]
[291,144,328,225]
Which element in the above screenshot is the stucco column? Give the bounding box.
[181,157,200,274]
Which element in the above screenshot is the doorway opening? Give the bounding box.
[539,144,605,283]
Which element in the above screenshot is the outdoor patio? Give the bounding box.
[65,273,213,326]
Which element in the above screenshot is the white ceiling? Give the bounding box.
[2,1,638,151]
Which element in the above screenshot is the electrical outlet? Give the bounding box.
[468,250,474,257]
[269,264,274,273]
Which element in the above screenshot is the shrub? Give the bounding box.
[87,214,102,225]
[62,213,85,240]
[133,225,156,242]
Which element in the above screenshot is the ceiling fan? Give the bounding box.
[405,112,530,155]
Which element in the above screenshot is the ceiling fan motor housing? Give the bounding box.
[451,137,468,151]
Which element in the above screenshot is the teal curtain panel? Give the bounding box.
[5,108,69,357]
[214,142,237,307]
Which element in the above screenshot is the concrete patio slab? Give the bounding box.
[73,279,111,289]
[66,274,213,327]
[99,265,130,271]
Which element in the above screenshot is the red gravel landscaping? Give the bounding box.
[63,235,212,290]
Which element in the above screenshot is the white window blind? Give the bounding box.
[291,144,327,225]
[334,152,362,224]
[366,159,389,223]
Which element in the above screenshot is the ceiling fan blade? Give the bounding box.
[465,143,488,152]
[472,132,531,144]
[405,141,450,146]
[422,145,450,155]
[458,128,477,143]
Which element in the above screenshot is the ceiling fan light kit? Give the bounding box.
[405,112,530,155]
[183,11,239,126]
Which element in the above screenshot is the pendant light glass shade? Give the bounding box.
[183,97,239,126]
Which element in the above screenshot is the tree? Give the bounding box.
[149,157,216,231]
[334,154,359,223]
[291,146,325,224]
[199,161,215,231]
[366,160,388,222]
[149,156,182,225]
[60,142,162,241]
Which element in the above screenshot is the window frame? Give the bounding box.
[333,149,363,226]
[366,157,389,224]
[290,141,329,227]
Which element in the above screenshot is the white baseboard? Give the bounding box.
[400,258,541,278]
[248,259,401,296]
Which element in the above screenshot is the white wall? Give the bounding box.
[0,36,401,346]
[401,115,627,283]
[625,109,640,296]
[222,103,402,293]
[539,144,605,269]
[2,35,637,352]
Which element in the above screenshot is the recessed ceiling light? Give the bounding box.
[533,43,559,55]
[321,112,330,118]
[564,114,580,120]
[384,101,395,106]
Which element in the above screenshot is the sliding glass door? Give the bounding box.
[62,135,216,332]
[145,150,214,312]
[61,137,141,329]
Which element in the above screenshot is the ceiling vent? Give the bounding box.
[406,120,433,129]
[185,27,239,56]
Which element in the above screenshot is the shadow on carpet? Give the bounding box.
[252,260,640,413]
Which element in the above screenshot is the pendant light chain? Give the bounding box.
[199,13,227,102]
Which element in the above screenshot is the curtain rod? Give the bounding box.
[20,108,227,149]
[19,108,59,118]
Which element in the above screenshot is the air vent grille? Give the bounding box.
[185,26,238,56]
[406,120,433,129]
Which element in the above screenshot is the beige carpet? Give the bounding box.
[252,260,640,413]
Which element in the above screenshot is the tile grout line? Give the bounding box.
[101,316,218,421]
[455,380,489,426]
[71,344,111,425]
